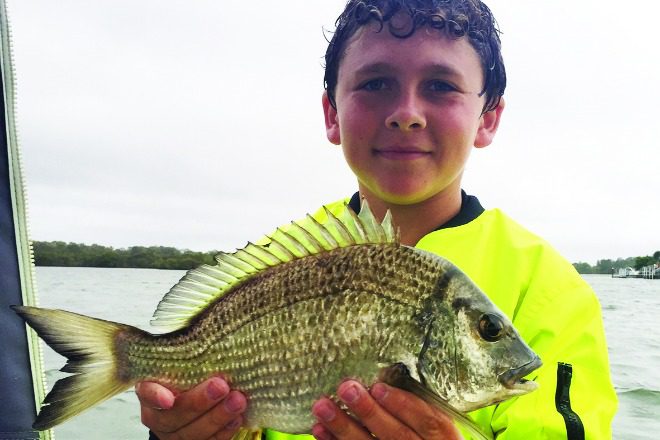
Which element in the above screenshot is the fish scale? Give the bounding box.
[129,245,428,363]
[131,247,434,431]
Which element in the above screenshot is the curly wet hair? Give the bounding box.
[324,0,505,114]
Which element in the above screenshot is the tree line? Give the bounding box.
[31,241,660,274]
[32,241,217,270]
[572,251,660,274]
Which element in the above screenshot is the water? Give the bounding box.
[32,268,660,439]
[584,275,660,439]
[36,267,185,440]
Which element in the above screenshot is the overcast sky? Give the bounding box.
[6,0,659,264]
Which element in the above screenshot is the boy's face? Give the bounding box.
[323,22,504,206]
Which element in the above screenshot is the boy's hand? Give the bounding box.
[311,381,463,440]
[136,378,247,440]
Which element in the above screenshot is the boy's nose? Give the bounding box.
[385,94,427,131]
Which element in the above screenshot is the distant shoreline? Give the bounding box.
[32,241,216,270]
[572,252,659,275]
[32,241,659,275]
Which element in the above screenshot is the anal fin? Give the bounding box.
[232,427,263,440]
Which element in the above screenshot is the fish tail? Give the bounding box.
[11,305,143,430]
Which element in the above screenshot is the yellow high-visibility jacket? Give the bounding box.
[266,194,617,440]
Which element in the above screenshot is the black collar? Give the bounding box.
[348,190,484,232]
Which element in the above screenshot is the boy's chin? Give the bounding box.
[358,176,462,207]
[382,181,464,206]
[367,189,448,207]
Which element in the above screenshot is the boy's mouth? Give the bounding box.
[374,147,431,161]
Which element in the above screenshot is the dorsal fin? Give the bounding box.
[150,200,399,330]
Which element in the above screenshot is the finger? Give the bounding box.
[172,391,247,440]
[335,380,420,440]
[209,416,243,440]
[136,381,176,409]
[140,377,230,433]
[370,382,462,439]
[311,397,372,440]
[311,422,336,440]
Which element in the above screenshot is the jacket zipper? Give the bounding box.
[555,362,585,440]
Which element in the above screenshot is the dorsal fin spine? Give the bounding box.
[214,254,250,277]
[211,268,240,283]
[243,243,280,267]
[177,281,216,294]
[266,235,295,262]
[216,253,258,275]
[323,207,355,245]
[306,214,339,249]
[345,208,368,244]
[358,201,384,242]
[382,211,395,241]
[234,248,268,270]
[277,228,311,258]
[187,267,229,288]
[289,221,325,253]
[163,298,204,307]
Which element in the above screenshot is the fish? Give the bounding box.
[12,201,541,439]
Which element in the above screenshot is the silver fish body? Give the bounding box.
[14,203,541,435]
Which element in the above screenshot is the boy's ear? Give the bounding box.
[322,91,341,145]
[475,97,505,148]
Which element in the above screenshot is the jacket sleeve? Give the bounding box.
[487,259,618,439]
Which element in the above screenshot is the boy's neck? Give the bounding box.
[354,186,463,246]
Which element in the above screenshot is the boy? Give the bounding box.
[137,1,617,439]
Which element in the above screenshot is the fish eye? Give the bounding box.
[478,313,505,342]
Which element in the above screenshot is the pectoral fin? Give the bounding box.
[379,363,489,440]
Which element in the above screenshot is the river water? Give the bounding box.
[33,267,660,439]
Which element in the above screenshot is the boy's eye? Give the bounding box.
[427,80,456,93]
[361,79,387,91]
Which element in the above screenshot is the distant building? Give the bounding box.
[613,267,639,278]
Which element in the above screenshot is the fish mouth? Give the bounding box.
[498,356,542,391]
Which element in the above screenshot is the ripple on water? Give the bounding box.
[614,388,660,440]
[617,389,660,422]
